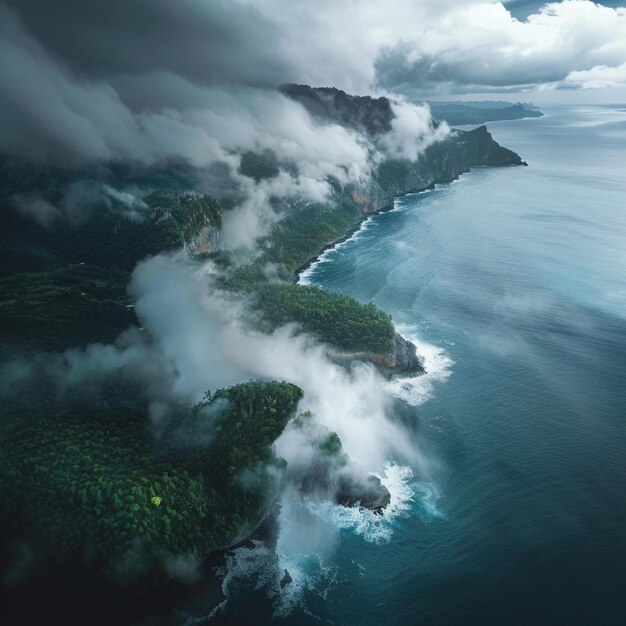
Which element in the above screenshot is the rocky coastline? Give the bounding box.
[195,118,529,564]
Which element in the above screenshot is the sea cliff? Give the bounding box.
[0,84,527,599]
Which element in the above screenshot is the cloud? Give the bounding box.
[131,254,418,471]
[9,180,148,227]
[4,0,626,120]
[0,4,382,249]
[1,0,288,87]
[10,193,61,227]
[1,254,420,472]
[378,98,450,160]
[375,1,626,97]
[6,0,624,247]
[563,61,626,88]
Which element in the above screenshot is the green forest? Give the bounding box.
[0,381,301,587]
[0,171,396,595]
[250,282,394,355]
[221,199,397,356]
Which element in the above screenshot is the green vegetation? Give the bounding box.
[251,283,394,354]
[0,264,135,354]
[1,185,221,275]
[0,103,524,609]
[57,191,221,271]
[0,162,394,598]
[221,200,396,356]
[223,201,360,289]
[0,381,301,586]
[0,190,220,354]
[264,202,359,273]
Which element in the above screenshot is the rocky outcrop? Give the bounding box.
[332,332,424,379]
[373,333,424,379]
[335,472,390,513]
[285,413,392,513]
[298,458,391,513]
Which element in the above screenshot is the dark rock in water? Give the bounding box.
[289,413,392,514]
[299,459,391,513]
[358,333,424,380]
[336,473,391,514]
[280,569,293,589]
[395,333,424,376]
[386,333,424,378]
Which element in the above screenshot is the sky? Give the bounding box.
[2,0,626,166]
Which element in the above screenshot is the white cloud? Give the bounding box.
[1,254,421,473]
[375,1,626,96]
[5,0,626,109]
[379,98,450,160]
[564,61,626,88]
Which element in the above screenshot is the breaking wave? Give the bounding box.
[386,323,454,406]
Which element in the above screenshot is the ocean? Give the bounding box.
[208,105,626,625]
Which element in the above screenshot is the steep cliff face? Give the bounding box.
[277,87,525,380]
[333,333,424,379]
[353,126,525,214]
[375,333,425,378]
[282,84,525,216]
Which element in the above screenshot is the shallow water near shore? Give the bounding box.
[208,105,626,625]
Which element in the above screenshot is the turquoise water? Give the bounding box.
[215,107,626,625]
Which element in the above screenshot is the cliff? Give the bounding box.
[351,125,525,216]
[282,84,525,215]
[268,87,525,380]
[280,83,394,137]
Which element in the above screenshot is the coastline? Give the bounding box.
[149,142,530,608]
[294,184,437,284]
[293,214,376,283]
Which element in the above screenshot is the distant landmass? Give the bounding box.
[428,101,543,126]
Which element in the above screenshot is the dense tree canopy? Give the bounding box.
[251,283,394,355]
[0,381,302,587]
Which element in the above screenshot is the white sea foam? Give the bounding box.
[413,482,444,521]
[404,187,435,197]
[385,323,454,406]
[205,464,443,620]
[304,463,415,544]
[205,535,338,620]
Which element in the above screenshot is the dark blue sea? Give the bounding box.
[209,106,626,625]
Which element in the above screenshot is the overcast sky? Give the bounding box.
[3,0,625,102]
[2,0,626,165]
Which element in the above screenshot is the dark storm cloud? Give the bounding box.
[3,0,289,87]
[375,43,567,98]
[2,0,625,170]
